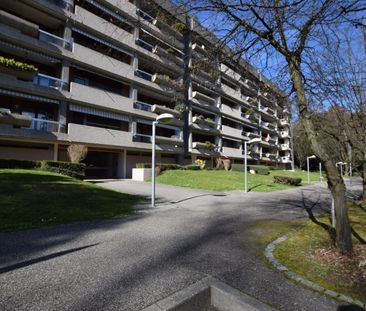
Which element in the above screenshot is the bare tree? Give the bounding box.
[307,26,366,198]
[67,144,88,163]
[177,0,366,253]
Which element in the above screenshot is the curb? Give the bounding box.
[265,232,366,309]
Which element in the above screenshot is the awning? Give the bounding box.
[69,104,129,122]
[0,88,59,104]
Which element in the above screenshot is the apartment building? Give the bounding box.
[0,0,292,178]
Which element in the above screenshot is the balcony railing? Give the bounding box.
[137,9,155,23]
[45,0,73,11]
[134,101,153,112]
[28,118,62,132]
[33,73,67,90]
[135,69,153,81]
[133,133,151,143]
[136,38,155,52]
[39,30,73,51]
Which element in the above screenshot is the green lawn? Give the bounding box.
[249,203,366,301]
[0,169,140,232]
[155,169,322,192]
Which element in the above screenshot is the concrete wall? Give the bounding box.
[0,145,54,160]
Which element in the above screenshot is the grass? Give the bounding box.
[0,169,141,232]
[155,169,322,192]
[249,203,366,302]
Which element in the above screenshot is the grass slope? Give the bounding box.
[0,169,140,232]
[155,169,322,192]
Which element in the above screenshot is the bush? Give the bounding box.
[0,159,39,169]
[136,163,181,171]
[248,165,270,175]
[40,160,86,179]
[184,164,200,170]
[231,164,244,172]
[273,175,302,186]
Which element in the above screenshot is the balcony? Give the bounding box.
[68,123,133,148]
[221,104,241,120]
[152,104,181,118]
[279,131,290,138]
[280,118,290,126]
[28,118,63,132]
[136,9,184,51]
[69,82,136,114]
[220,63,241,83]
[221,125,243,139]
[73,6,135,50]
[73,43,133,81]
[221,84,241,101]
[240,78,258,94]
[33,73,67,90]
[280,144,291,151]
[134,101,153,113]
[39,30,72,51]
[45,0,73,11]
[135,69,153,81]
[281,156,291,163]
[222,146,243,158]
[132,133,183,152]
[192,141,219,155]
[259,105,277,118]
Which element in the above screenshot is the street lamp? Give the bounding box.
[307,155,316,184]
[244,138,262,193]
[151,113,175,207]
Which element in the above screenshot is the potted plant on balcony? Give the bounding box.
[204,141,215,151]
[0,108,32,127]
[174,102,185,116]
[0,56,38,81]
[244,108,255,118]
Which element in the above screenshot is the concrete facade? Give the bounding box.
[0,0,292,178]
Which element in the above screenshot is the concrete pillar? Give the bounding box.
[53,144,58,161]
[117,151,125,179]
[123,149,127,178]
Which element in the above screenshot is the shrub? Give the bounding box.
[0,159,39,169]
[184,164,200,170]
[248,165,270,175]
[174,103,185,114]
[0,56,38,73]
[231,164,244,172]
[40,160,86,179]
[195,159,206,169]
[67,144,88,163]
[273,175,302,186]
[136,163,181,171]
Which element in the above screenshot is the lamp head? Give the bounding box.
[156,113,175,124]
[248,138,261,144]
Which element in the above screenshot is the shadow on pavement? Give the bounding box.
[0,243,99,274]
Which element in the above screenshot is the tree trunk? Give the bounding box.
[362,160,366,200]
[288,56,352,254]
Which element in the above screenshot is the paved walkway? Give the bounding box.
[0,181,360,311]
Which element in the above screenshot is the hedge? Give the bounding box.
[0,56,38,73]
[231,164,270,175]
[0,159,39,169]
[273,175,302,186]
[183,164,200,170]
[40,160,86,179]
[136,163,181,171]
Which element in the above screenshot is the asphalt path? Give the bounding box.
[0,179,362,311]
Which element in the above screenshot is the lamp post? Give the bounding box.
[151,113,175,207]
[244,138,261,193]
[307,155,316,184]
